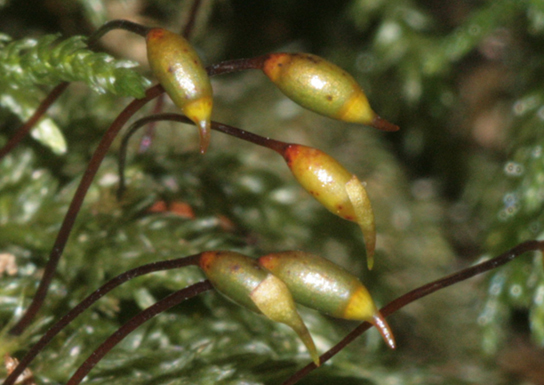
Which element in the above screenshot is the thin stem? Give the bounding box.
[182,0,202,39]
[65,280,213,385]
[207,55,268,77]
[9,85,165,336]
[2,254,201,385]
[0,82,70,161]
[116,113,288,199]
[87,19,151,46]
[282,240,544,385]
[9,55,274,333]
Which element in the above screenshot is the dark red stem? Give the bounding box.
[182,0,202,39]
[207,55,268,77]
[116,113,288,198]
[8,85,165,336]
[0,82,69,160]
[2,254,201,385]
[64,280,213,385]
[282,240,544,385]
[87,19,151,45]
[9,56,274,334]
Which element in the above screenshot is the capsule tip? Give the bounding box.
[367,254,374,270]
[372,312,396,350]
[371,115,399,132]
[197,119,211,154]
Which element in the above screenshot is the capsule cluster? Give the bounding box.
[143,28,399,362]
[199,250,396,366]
[145,28,398,149]
[144,28,397,268]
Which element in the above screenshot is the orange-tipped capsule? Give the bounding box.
[282,144,376,268]
[199,251,320,366]
[262,53,398,132]
[259,251,395,349]
[146,28,213,153]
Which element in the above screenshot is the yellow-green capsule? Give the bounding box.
[199,251,320,365]
[259,251,395,350]
[146,28,213,153]
[263,53,398,131]
[282,144,376,269]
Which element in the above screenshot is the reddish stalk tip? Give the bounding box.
[371,115,399,132]
[372,312,396,350]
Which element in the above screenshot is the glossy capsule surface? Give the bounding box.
[263,53,398,131]
[199,251,320,365]
[283,144,355,220]
[199,251,266,313]
[282,144,376,267]
[259,251,395,349]
[259,251,375,319]
[146,28,213,153]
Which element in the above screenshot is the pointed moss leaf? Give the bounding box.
[0,33,150,98]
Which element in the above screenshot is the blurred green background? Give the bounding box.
[1,0,544,384]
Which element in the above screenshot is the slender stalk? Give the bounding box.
[9,55,275,334]
[8,85,165,336]
[2,254,201,385]
[0,82,69,160]
[207,55,268,77]
[282,240,544,385]
[87,19,151,45]
[116,113,288,199]
[182,0,203,39]
[65,280,213,385]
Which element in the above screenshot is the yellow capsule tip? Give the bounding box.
[371,115,399,132]
[345,176,376,269]
[372,312,396,350]
[312,353,321,367]
[367,254,374,270]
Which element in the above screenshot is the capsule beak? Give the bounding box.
[345,176,376,270]
[250,274,321,366]
[371,115,399,132]
[371,311,396,350]
[197,119,211,154]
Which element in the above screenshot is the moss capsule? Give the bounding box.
[283,144,376,268]
[263,53,398,131]
[146,28,213,153]
[259,251,395,349]
[199,251,320,365]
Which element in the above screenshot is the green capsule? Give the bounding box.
[199,251,320,365]
[263,53,398,131]
[282,144,376,268]
[146,28,213,153]
[259,251,396,349]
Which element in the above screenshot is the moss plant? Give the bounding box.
[1,1,544,384]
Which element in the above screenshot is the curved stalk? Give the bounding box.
[65,280,213,385]
[8,85,165,335]
[282,240,544,385]
[3,254,201,385]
